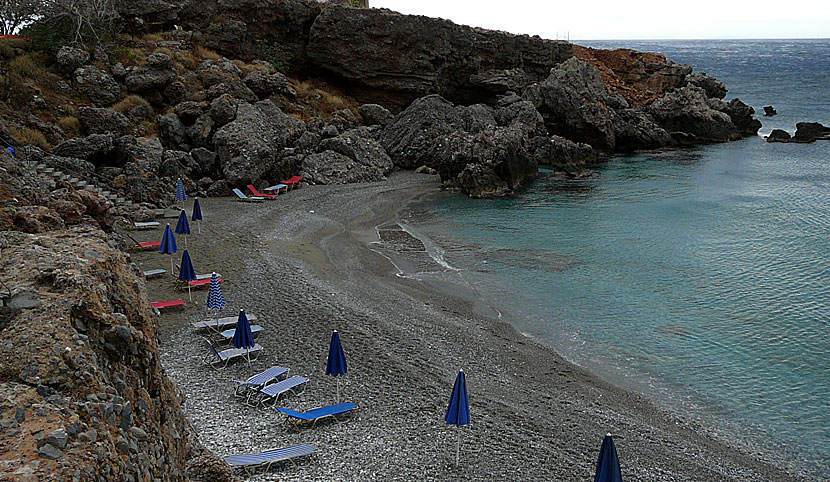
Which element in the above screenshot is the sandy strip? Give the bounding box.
[131,172,800,481]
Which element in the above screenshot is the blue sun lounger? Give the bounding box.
[132,221,160,230]
[276,402,358,430]
[201,337,263,369]
[224,443,316,474]
[231,366,289,398]
[247,376,308,407]
[218,325,263,344]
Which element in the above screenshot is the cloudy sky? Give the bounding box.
[371,0,830,40]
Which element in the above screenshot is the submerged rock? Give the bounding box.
[763,105,777,116]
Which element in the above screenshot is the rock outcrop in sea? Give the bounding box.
[767,122,830,143]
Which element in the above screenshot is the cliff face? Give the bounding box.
[0,151,228,482]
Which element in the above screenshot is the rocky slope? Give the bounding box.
[0,150,229,481]
[1,1,762,206]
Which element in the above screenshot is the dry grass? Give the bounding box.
[287,79,359,121]
[8,54,49,83]
[176,50,201,71]
[141,120,159,137]
[194,45,221,61]
[112,95,152,114]
[140,32,165,43]
[153,47,174,58]
[232,59,267,76]
[112,47,146,66]
[57,116,80,136]
[10,127,50,150]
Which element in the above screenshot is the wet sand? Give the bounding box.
[131,172,801,481]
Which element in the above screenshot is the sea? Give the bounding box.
[399,39,830,478]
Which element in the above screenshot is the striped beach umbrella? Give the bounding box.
[325,330,348,403]
[175,210,191,248]
[175,178,187,206]
[205,272,225,331]
[192,198,203,234]
[445,369,470,466]
[178,249,197,301]
[158,224,177,274]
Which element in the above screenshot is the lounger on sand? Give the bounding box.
[281,176,302,189]
[131,221,160,230]
[202,337,263,369]
[151,299,185,309]
[247,376,307,406]
[123,231,161,250]
[142,269,166,278]
[248,185,279,199]
[232,366,289,398]
[233,188,264,202]
[224,444,316,474]
[176,277,222,290]
[264,184,288,193]
[276,402,357,430]
[218,325,263,343]
[174,265,220,281]
[191,313,258,332]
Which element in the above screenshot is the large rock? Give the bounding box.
[647,86,740,143]
[53,134,114,162]
[159,113,187,147]
[307,5,573,106]
[73,66,120,106]
[243,70,293,99]
[380,95,462,169]
[685,72,727,99]
[55,47,89,73]
[524,58,615,152]
[316,128,393,177]
[357,104,393,127]
[611,108,674,151]
[534,135,597,166]
[124,54,177,93]
[720,98,761,137]
[454,123,538,197]
[77,107,132,135]
[793,122,830,142]
[302,150,386,185]
[213,100,305,185]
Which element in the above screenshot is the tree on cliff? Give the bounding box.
[0,0,42,35]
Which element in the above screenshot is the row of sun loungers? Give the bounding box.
[191,313,258,331]
[233,177,303,203]
[201,337,264,369]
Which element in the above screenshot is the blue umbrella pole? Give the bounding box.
[456,428,461,466]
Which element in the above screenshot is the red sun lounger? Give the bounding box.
[280,176,302,189]
[138,241,162,249]
[151,299,185,309]
[247,185,279,199]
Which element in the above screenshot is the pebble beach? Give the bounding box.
[131,172,800,481]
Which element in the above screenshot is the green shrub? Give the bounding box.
[256,40,291,73]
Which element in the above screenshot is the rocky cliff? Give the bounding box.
[0,150,229,481]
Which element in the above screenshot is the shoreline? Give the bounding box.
[134,172,802,481]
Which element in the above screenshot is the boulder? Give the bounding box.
[186,114,215,148]
[173,101,206,124]
[208,94,238,127]
[73,66,120,106]
[159,113,187,147]
[301,150,385,185]
[205,80,258,103]
[766,129,792,142]
[454,123,538,197]
[534,135,597,166]
[317,128,393,175]
[458,104,497,134]
[56,47,89,73]
[294,130,321,152]
[124,54,177,93]
[77,107,132,135]
[720,98,761,137]
[685,72,727,99]
[307,5,572,106]
[647,86,740,143]
[794,122,830,142]
[53,134,114,162]
[524,57,615,151]
[358,104,393,127]
[243,70,293,99]
[611,108,674,151]
[495,101,547,136]
[213,100,305,185]
[763,106,777,116]
[380,95,463,169]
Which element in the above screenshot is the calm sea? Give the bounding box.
[403,39,830,477]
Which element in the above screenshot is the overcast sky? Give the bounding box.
[370,1,830,40]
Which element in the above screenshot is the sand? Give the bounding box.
[130,172,801,481]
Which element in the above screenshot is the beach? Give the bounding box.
[132,172,800,481]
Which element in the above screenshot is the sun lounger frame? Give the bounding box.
[191,313,258,332]
[247,184,279,199]
[223,443,316,475]
[276,402,358,431]
[233,188,264,202]
[201,336,263,369]
[231,365,289,398]
[247,376,308,407]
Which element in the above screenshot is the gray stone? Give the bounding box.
[56,47,90,73]
[358,104,393,127]
[46,429,69,449]
[74,66,120,107]
[37,444,64,460]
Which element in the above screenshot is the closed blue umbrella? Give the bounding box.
[175,210,191,248]
[326,330,348,402]
[445,369,470,466]
[175,178,187,204]
[594,434,623,482]
[7,147,14,158]
[232,309,256,366]
[205,272,225,330]
[192,198,203,234]
[158,224,177,274]
[178,249,197,301]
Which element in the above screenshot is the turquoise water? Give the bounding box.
[408,40,830,476]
